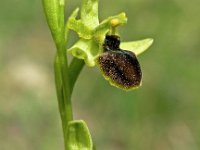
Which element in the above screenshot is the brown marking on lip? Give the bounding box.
[98,35,142,89]
[98,50,142,89]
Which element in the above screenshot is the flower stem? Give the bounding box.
[54,54,84,150]
[53,1,75,150]
[69,58,85,91]
[43,0,86,149]
[54,45,73,150]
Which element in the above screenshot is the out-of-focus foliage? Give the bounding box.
[0,0,200,150]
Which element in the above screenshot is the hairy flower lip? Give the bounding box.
[97,34,142,90]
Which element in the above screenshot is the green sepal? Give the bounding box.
[67,8,94,39]
[120,38,154,56]
[81,0,99,29]
[68,39,99,67]
[66,120,93,150]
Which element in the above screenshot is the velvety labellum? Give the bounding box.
[98,35,142,89]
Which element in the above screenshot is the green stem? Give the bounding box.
[54,51,72,150]
[44,0,85,149]
[56,43,73,122]
[54,56,66,126]
[54,1,73,150]
[54,56,84,150]
[42,0,85,149]
[57,0,73,123]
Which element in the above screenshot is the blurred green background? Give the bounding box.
[0,0,200,150]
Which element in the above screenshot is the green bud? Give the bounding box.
[42,0,60,41]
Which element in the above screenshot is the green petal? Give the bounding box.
[94,12,127,44]
[81,0,99,29]
[120,38,154,56]
[67,8,93,39]
[66,120,93,150]
[68,39,99,67]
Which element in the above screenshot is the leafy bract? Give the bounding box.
[66,120,93,150]
[42,0,60,41]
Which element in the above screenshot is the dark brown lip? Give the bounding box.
[98,35,142,89]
